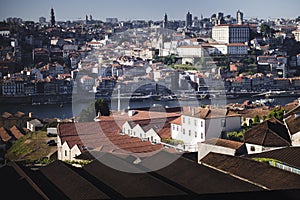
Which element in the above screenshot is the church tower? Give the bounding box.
[50,8,56,27]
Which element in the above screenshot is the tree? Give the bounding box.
[260,23,275,37]
[95,99,110,116]
[78,99,110,122]
[253,115,260,124]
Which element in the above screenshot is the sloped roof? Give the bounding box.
[245,147,300,169]
[244,118,291,147]
[9,125,24,139]
[83,154,186,198]
[170,116,182,125]
[284,105,300,119]
[200,152,300,190]
[0,127,12,142]
[141,151,262,194]
[284,113,300,135]
[57,121,163,154]
[28,119,43,127]
[182,107,240,119]
[41,161,109,200]
[202,138,244,150]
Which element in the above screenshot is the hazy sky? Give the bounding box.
[0,0,299,22]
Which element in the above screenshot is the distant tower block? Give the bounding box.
[163,13,168,29]
[50,8,56,26]
[186,11,192,27]
[237,10,244,25]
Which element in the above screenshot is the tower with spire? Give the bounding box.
[50,8,55,27]
[236,10,244,25]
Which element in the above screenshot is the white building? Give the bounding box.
[27,119,43,132]
[212,24,250,44]
[211,43,248,55]
[122,117,177,144]
[171,107,241,152]
[177,45,203,57]
[198,138,245,162]
[292,29,300,42]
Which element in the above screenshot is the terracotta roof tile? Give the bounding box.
[244,118,291,147]
[0,127,12,142]
[58,121,163,154]
[9,125,24,139]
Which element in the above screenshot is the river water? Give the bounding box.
[0,95,298,120]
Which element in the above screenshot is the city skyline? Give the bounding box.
[0,0,299,22]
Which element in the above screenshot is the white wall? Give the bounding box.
[58,141,81,161]
[171,123,182,139]
[145,129,161,143]
[245,143,263,154]
[122,122,162,143]
[198,142,236,162]
[172,115,241,152]
[180,116,206,146]
[292,132,300,146]
[177,47,203,57]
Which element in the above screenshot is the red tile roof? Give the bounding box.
[9,125,24,139]
[182,107,240,119]
[170,116,182,125]
[0,127,12,142]
[58,121,163,154]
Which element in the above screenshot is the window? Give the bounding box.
[194,120,197,126]
[172,125,175,130]
[221,119,226,127]
[127,130,130,135]
[183,117,185,123]
[201,132,203,139]
[195,131,197,138]
[183,129,185,134]
[250,146,255,151]
[65,150,67,157]
[134,131,136,136]
[177,126,179,131]
[189,130,191,136]
[201,121,203,127]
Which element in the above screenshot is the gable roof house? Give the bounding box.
[122,116,178,144]
[243,118,291,154]
[26,119,44,132]
[57,121,164,162]
[171,107,241,152]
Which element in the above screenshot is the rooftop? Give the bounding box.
[201,152,300,190]
[243,118,291,147]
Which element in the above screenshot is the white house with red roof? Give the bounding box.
[171,107,241,152]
